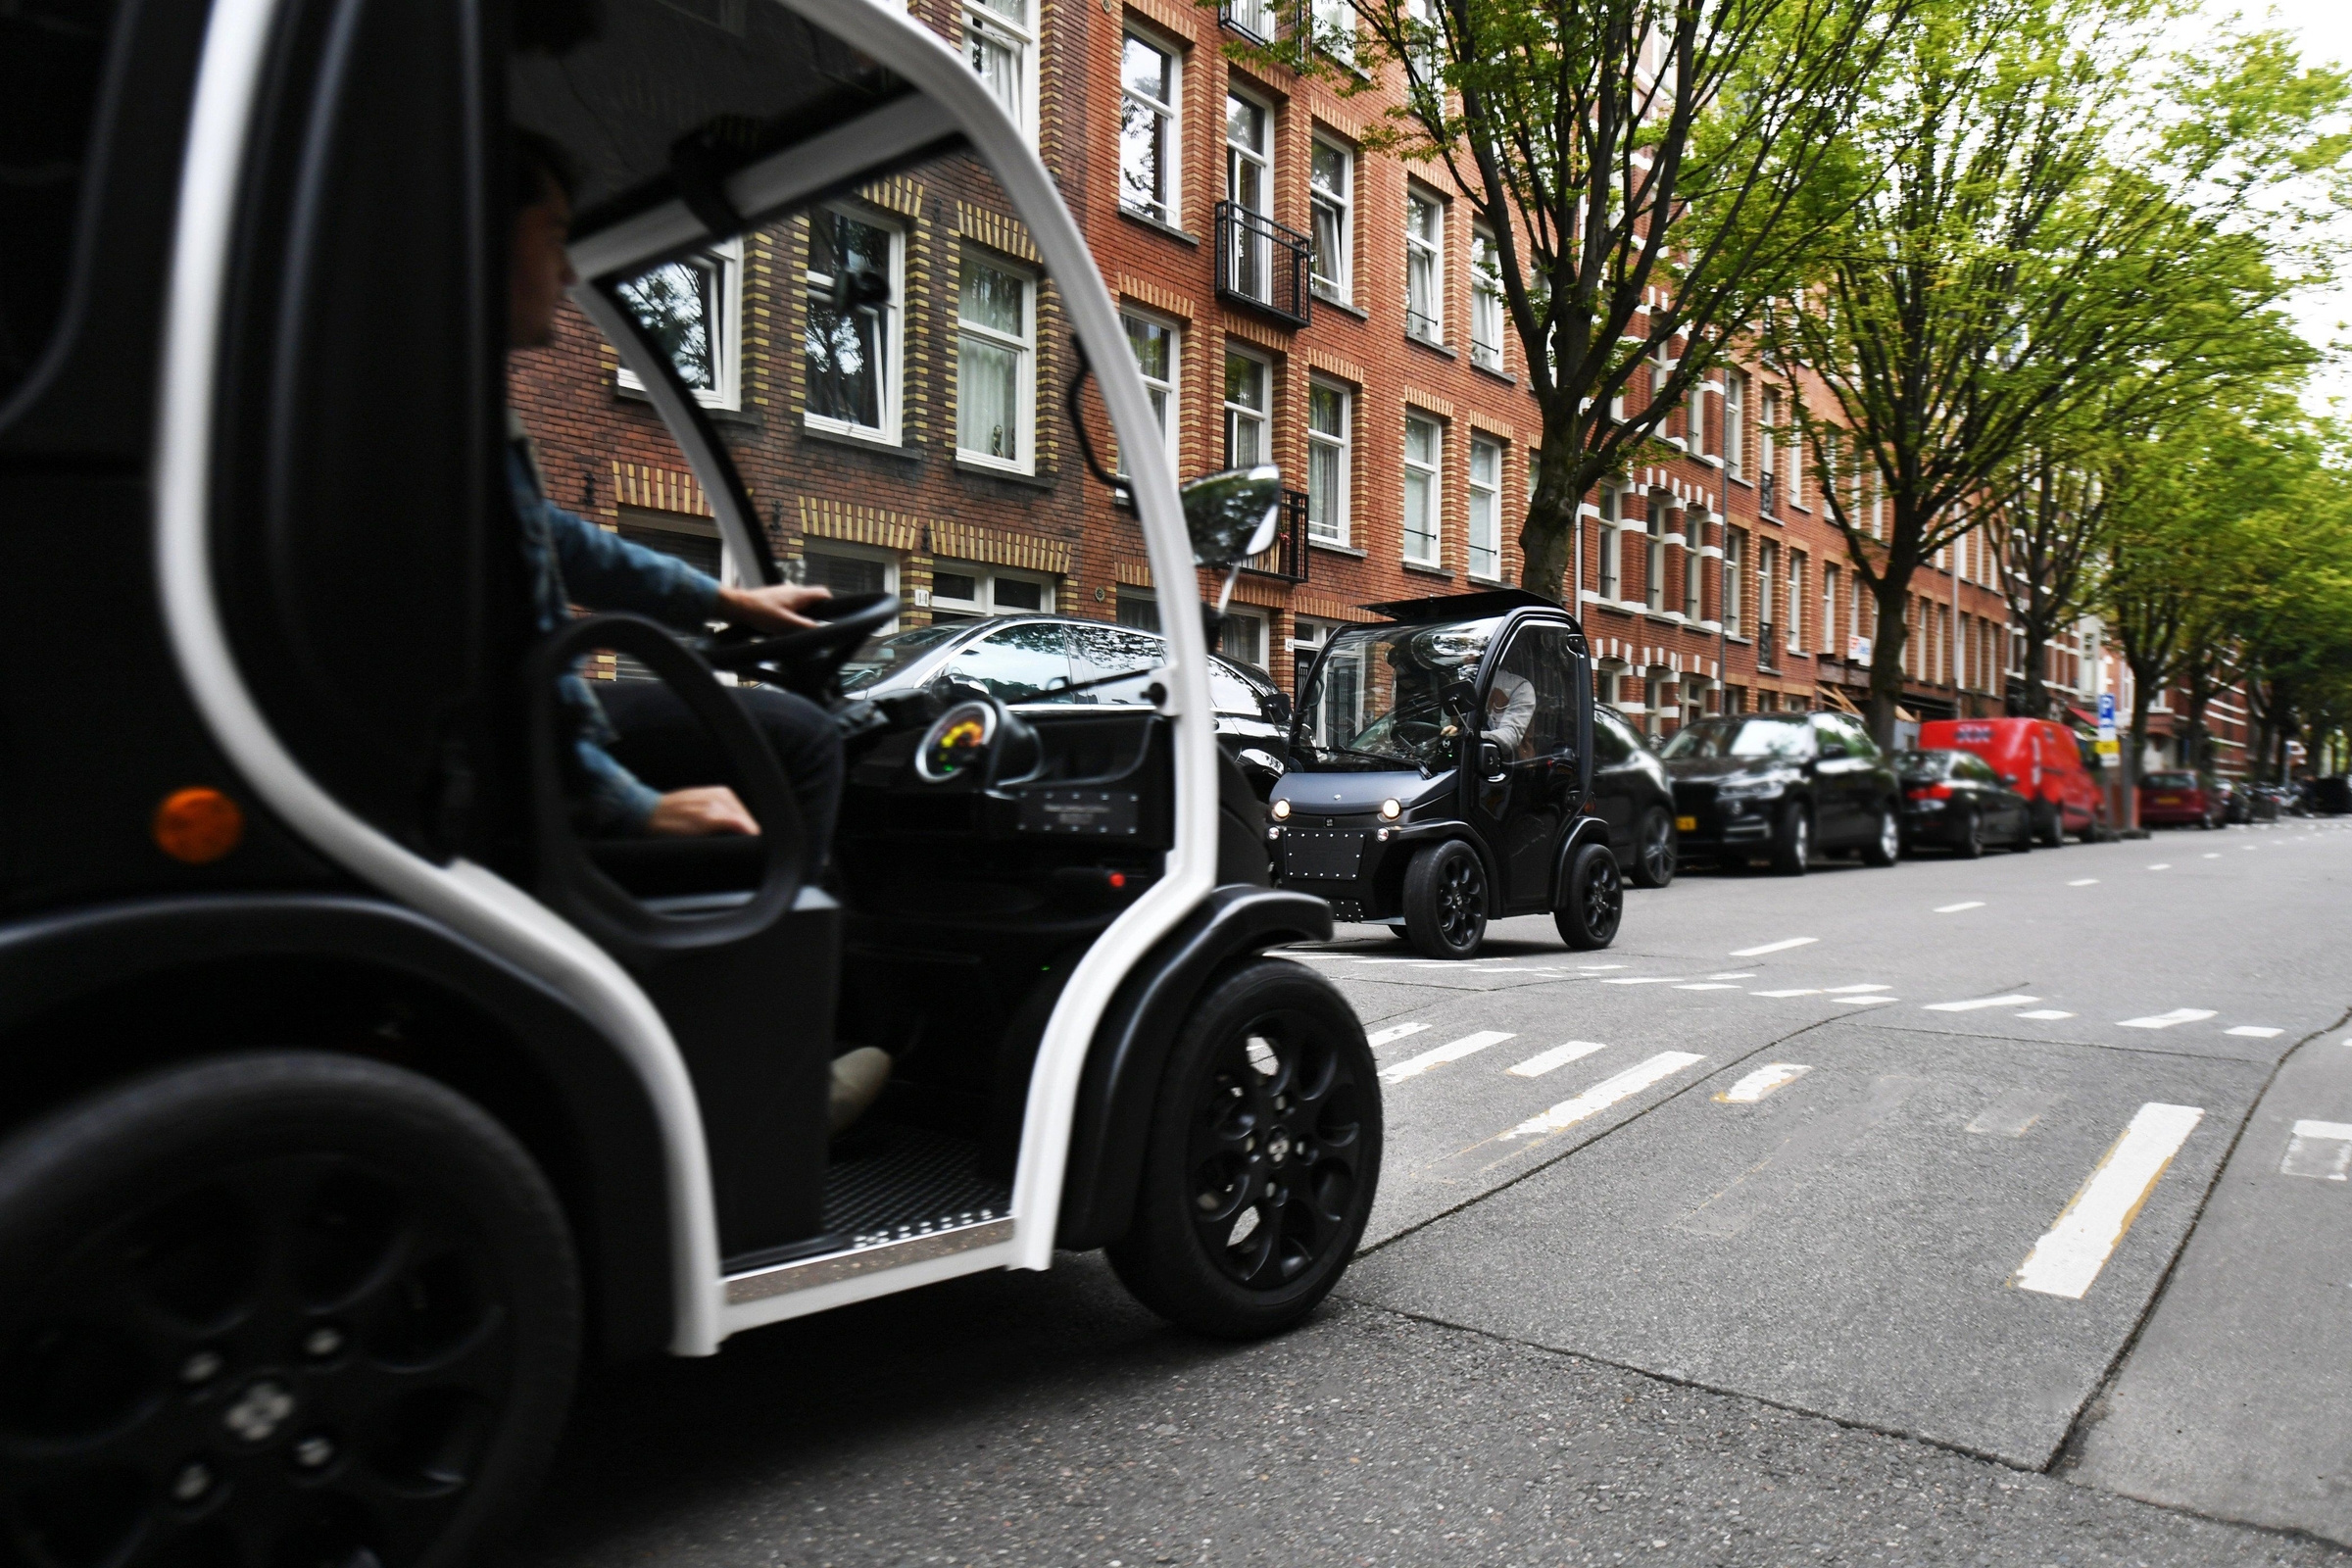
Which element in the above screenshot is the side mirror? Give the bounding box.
[1265,690,1294,725]
[1181,466,1283,569]
[1440,679,1479,724]
[1998,772,2020,787]
[1480,740,1506,781]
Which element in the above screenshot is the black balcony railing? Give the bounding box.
[1220,0,1274,41]
[1243,489,1311,582]
[1215,200,1312,327]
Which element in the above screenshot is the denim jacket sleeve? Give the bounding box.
[546,505,722,628]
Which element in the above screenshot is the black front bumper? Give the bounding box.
[1268,817,1464,921]
[1669,789,1778,856]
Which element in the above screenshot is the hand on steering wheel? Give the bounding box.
[701,590,902,696]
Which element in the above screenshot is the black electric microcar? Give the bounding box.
[1266,591,1624,959]
[0,0,1381,1560]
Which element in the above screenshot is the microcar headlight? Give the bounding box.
[1379,798,1403,820]
[1270,798,1292,820]
[1716,776,1787,802]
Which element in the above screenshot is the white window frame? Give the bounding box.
[1683,509,1702,621]
[800,540,902,632]
[1118,31,1181,226]
[1223,346,1271,469]
[1725,370,1746,480]
[1306,376,1352,546]
[1787,552,1805,655]
[1311,0,1356,63]
[1759,387,1780,508]
[1597,485,1623,601]
[1644,508,1666,612]
[1822,564,1838,657]
[1227,90,1273,217]
[1787,403,1807,509]
[1402,411,1444,565]
[1470,226,1504,372]
[1118,307,1181,475]
[616,237,744,412]
[1218,606,1269,670]
[1309,136,1353,304]
[1405,186,1445,345]
[1468,434,1503,581]
[1757,538,1779,650]
[956,251,1036,473]
[964,0,1038,143]
[801,208,904,444]
[928,559,1055,618]
[1723,527,1745,636]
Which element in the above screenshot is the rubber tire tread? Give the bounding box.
[1105,958,1381,1339]
[1860,806,1899,867]
[1769,805,1811,876]
[1401,839,1487,959]
[1552,841,1623,951]
[1630,808,1678,889]
[0,1053,581,1568]
[1954,808,1984,859]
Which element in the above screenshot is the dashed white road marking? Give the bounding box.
[1753,988,1822,998]
[2117,1008,2218,1030]
[1507,1041,1610,1078]
[1502,1052,1706,1139]
[1936,902,1986,913]
[2202,853,2221,859]
[2243,845,2259,852]
[1706,971,1758,980]
[1824,984,1892,994]
[1579,964,1627,972]
[1835,996,1900,1006]
[1716,1063,1812,1102]
[1380,1030,1516,1084]
[1675,983,1742,991]
[1924,994,2040,1012]
[2068,878,2100,886]
[2018,1009,2076,1021]
[1365,1021,1431,1049]
[2014,1102,2205,1299]
[2224,1025,2283,1039]
[2148,863,2172,871]
[1733,937,1819,957]
[2281,1121,2352,1181]
[1599,976,1687,986]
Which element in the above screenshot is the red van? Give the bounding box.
[1919,718,2103,845]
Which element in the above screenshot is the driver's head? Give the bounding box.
[510,129,579,350]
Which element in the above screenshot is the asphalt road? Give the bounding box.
[518,817,2352,1567]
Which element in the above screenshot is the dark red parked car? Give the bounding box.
[2138,770,2224,829]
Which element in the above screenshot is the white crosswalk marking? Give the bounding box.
[2013,1102,2205,1299]
[1924,994,2039,1012]
[2018,1009,2075,1020]
[1733,937,1818,957]
[1716,1063,1811,1103]
[1507,1041,1609,1078]
[1705,972,1758,980]
[1502,1053,1706,1139]
[1365,1021,1431,1049]
[2224,1025,2283,1039]
[1379,1030,1516,1084]
[2280,1121,2352,1181]
[2117,1008,2218,1030]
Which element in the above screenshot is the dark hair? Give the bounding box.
[512,128,577,214]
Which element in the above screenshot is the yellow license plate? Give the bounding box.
[1676,815,1696,832]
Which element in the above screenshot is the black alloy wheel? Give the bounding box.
[1402,840,1488,959]
[1631,808,1678,889]
[1107,959,1381,1338]
[2035,802,2066,849]
[1553,842,1624,951]
[0,1054,579,1568]
[1769,805,1811,876]
[1860,806,1900,868]
[1954,808,1984,859]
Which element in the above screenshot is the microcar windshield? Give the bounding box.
[1291,618,1503,772]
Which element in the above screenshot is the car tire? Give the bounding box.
[1401,840,1489,959]
[1860,805,1900,867]
[1106,957,1380,1339]
[1768,805,1811,876]
[2035,802,2065,848]
[0,1052,581,1568]
[1631,808,1678,889]
[2012,809,2035,853]
[1954,808,1984,859]
[1553,842,1625,951]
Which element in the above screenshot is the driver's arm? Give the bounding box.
[546,507,829,631]
[1482,673,1536,753]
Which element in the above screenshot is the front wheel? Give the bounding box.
[1553,842,1625,951]
[1401,840,1488,959]
[1860,805,1900,867]
[1106,958,1381,1338]
[1953,808,1984,859]
[0,1053,581,1568]
[1769,805,1812,876]
[1630,808,1678,889]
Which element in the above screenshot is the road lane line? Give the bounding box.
[1681,1075,1925,1236]
[2203,853,2221,859]
[1936,902,1986,913]
[1365,1021,1431,1048]
[1676,983,1742,991]
[1834,996,1899,1005]
[1501,1053,1706,1140]
[2280,1121,2352,1181]
[1924,994,2040,1012]
[2224,1025,2283,1039]
[2068,878,2100,886]
[1706,972,1758,980]
[1823,984,1892,994]
[1753,988,1822,998]
[1969,1090,2059,1138]
[1579,964,1627,972]
[1600,976,1687,985]
[1733,937,1818,957]
[2117,1008,2218,1030]
[2018,1009,2076,1020]
[2013,1102,2205,1298]
[1507,1041,1609,1078]
[1716,1063,1812,1103]
[2148,863,2172,871]
[1379,1030,1516,1084]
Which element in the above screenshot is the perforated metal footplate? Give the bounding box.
[822,1126,1010,1248]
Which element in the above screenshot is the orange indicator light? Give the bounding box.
[153,787,244,864]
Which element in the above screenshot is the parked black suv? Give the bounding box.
[1591,706,1681,888]
[1661,711,1902,874]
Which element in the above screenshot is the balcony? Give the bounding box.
[1242,489,1312,582]
[1216,200,1312,327]
[1220,0,1274,42]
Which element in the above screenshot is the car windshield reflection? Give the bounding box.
[1659,716,1814,761]
[1292,618,1501,772]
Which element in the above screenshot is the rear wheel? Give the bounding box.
[1769,805,1811,876]
[1401,840,1488,959]
[0,1053,580,1568]
[2035,802,2066,848]
[1954,808,1984,859]
[1630,808,1678,889]
[2012,808,2035,853]
[1553,842,1624,951]
[1860,805,1900,867]
[1107,959,1380,1338]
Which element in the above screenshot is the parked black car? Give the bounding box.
[1591,706,1682,888]
[1661,711,1902,874]
[839,615,1295,796]
[1895,748,2034,857]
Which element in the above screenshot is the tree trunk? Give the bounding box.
[1516,429,1582,605]
[1863,574,1912,749]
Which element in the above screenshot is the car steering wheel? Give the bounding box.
[702,590,902,697]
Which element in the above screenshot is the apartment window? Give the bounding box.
[966,0,1035,139]
[1405,188,1444,343]
[1118,310,1179,474]
[1644,509,1666,612]
[1787,552,1805,655]
[931,560,1053,619]
[957,253,1034,470]
[803,544,898,623]
[1787,405,1806,508]
[1758,388,1780,511]
[1116,587,1159,631]
[1221,349,1271,469]
[1402,0,1444,96]
[1119,33,1180,225]
[1470,227,1504,371]
[804,210,900,440]
[1402,413,1442,564]
[1468,435,1503,580]
[1309,138,1352,303]
[1311,0,1355,62]
[1226,92,1274,300]
[1683,510,1703,621]
[1724,370,1746,480]
[1757,539,1779,655]
[1218,608,1267,668]
[1822,565,1838,656]
[616,240,743,410]
[1597,486,1623,601]
[1306,379,1350,543]
[1723,528,1745,636]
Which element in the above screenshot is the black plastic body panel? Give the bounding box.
[1547,815,1616,905]
[1056,885,1333,1250]
[0,895,676,1360]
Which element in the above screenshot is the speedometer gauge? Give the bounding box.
[915,700,998,782]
